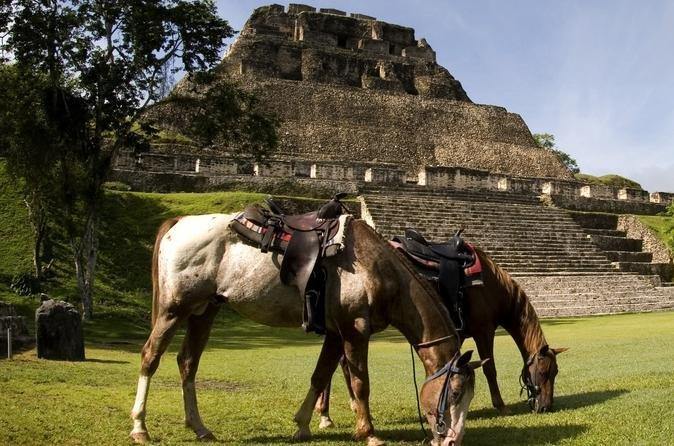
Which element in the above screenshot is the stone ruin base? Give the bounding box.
[0,302,33,357]
[35,299,85,361]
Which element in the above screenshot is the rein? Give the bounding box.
[410,334,460,441]
[519,355,540,411]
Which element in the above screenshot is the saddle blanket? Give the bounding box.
[231,211,352,257]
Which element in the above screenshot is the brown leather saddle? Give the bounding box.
[390,228,482,332]
[230,193,349,334]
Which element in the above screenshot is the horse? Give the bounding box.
[129,215,486,446]
[314,247,568,425]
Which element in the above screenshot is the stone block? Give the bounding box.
[350,13,376,21]
[618,188,649,201]
[364,166,405,184]
[402,45,436,62]
[298,29,338,46]
[382,23,415,46]
[288,4,315,14]
[35,300,85,361]
[361,75,404,93]
[358,38,390,54]
[650,192,674,205]
[292,161,312,177]
[254,161,293,177]
[319,8,347,16]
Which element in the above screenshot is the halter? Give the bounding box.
[411,334,464,440]
[519,354,540,411]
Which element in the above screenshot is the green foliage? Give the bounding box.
[1,311,674,445]
[2,0,234,318]
[533,133,580,174]
[0,161,34,278]
[574,173,643,190]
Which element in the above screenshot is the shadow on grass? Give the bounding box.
[468,424,587,446]
[247,423,587,445]
[470,389,629,420]
[85,357,129,364]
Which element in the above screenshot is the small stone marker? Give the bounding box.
[1,302,31,358]
[35,299,85,361]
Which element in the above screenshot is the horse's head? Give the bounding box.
[522,345,569,413]
[421,350,489,446]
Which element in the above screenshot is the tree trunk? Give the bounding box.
[72,210,98,321]
[24,196,47,280]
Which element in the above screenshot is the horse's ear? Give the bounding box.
[539,345,550,355]
[552,347,569,355]
[469,358,490,370]
[456,350,474,367]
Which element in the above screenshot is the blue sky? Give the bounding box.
[215,1,674,192]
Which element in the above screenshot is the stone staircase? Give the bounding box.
[360,184,674,317]
[571,212,674,279]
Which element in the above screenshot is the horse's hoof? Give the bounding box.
[318,416,335,429]
[129,431,151,444]
[196,429,217,442]
[367,435,386,446]
[292,426,312,442]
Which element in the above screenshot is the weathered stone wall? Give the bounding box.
[154,78,571,178]
[617,215,673,263]
[112,151,674,215]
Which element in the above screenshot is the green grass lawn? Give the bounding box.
[1,311,673,446]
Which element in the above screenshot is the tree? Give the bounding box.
[533,133,580,174]
[0,65,61,279]
[1,1,235,319]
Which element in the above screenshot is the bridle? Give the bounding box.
[520,354,541,411]
[411,334,467,441]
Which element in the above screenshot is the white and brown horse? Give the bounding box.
[130,215,484,446]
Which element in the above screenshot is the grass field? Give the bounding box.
[1,311,673,446]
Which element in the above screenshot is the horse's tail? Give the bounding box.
[151,217,181,328]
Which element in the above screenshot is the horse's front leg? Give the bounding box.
[293,331,344,441]
[473,331,507,414]
[341,318,384,446]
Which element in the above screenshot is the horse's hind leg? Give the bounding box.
[314,352,353,429]
[293,331,343,441]
[178,302,221,441]
[130,312,183,443]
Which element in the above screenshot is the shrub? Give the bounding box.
[103,181,132,192]
[10,273,41,296]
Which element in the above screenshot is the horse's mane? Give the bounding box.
[475,247,547,353]
[352,221,446,303]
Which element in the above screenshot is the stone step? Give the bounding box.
[613,262,674,278]
[535,301,674,318]
[582,228,627,237]
[361,187,541,204]
[569,212,619,230]
[589,235,642,252]
[604,251,653,262]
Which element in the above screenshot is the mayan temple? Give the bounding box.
[113,4,674,317]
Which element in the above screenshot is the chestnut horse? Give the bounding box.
[315,247,568,424]
[129,216,484,446]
